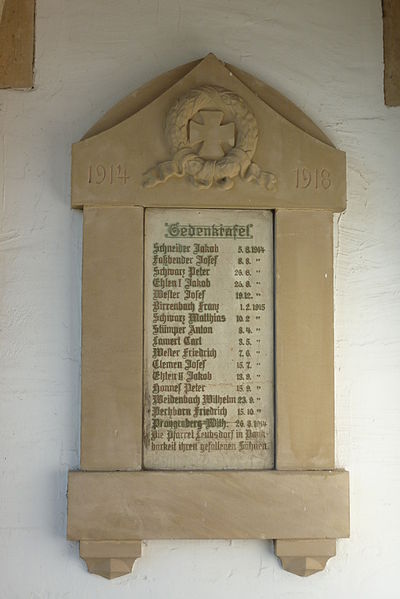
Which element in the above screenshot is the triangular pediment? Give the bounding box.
[72,54,346,211]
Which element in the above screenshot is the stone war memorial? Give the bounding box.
[67,54,349,580]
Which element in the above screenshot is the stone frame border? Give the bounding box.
[67,55,349,579]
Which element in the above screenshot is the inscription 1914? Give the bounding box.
[143,208,274,470]
[87,164,130,184]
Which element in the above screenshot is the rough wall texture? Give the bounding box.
[0,1,399,597]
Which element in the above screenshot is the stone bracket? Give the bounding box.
[80,540,142,580]
[79,538,338,579]
[275,539,336,577]
[78,537,338,579]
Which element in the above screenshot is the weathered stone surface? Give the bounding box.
[67,471,350,541]
[0,0,35,89]
[383,0,400,106]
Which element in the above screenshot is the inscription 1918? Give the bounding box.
[143,208,274,470]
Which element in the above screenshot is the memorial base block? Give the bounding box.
[68,470,349,540]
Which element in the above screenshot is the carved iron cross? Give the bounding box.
[189,110,235,159]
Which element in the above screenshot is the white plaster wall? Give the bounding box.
[0,1,399,597]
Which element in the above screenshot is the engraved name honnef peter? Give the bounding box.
[143,86,278,191]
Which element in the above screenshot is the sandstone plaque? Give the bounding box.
[68,55,349,580]
[144,208,274,470]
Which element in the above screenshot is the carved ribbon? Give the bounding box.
[143,86,277,191]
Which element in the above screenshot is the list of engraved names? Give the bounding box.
[144,209,274,470]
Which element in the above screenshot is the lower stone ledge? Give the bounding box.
[68,469,349,541]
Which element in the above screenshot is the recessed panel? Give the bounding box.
[144,208,274,470]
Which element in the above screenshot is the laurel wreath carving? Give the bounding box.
[143,86,277,191]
